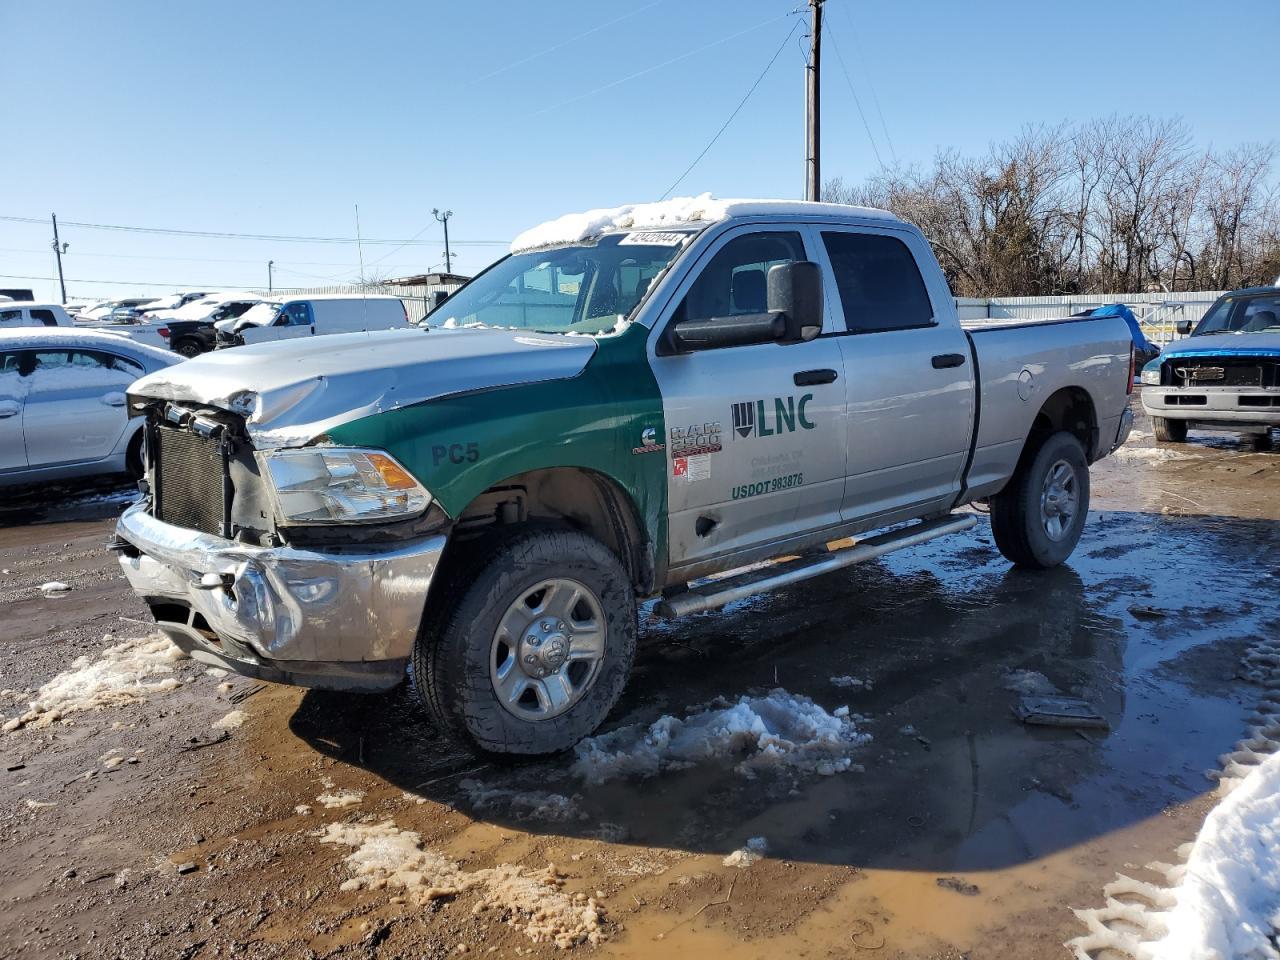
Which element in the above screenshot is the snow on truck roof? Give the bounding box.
[509,193,899,253]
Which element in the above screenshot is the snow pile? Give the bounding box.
[1143,750,1280,960]
[570,688,870,785]
[2,634,186,732]
[211,709,246,731]
[39,581,71,596]
[458,779,583,823]
[320,821,606,948]
[722,836,768,868]
[510,194,723,252]
[1003,669,1058,695]
[317,786,364,809]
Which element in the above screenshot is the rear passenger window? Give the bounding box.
[30,309,58,327]
[822,232,934,333]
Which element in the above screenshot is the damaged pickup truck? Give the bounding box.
[113,197,1135,754]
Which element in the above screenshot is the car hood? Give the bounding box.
[128,326,597,449]
[1163,332,1280,356]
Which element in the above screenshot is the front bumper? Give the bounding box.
[1141,386,1280,426]
[114,502,446,691]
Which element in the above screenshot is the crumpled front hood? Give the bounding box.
[1163,332,1280,356]
[128,327,597,448]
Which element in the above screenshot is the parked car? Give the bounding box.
[78,314,172,350]
[1140,286,1280,448]
[134,292,211,320]
[151,294,261,357]
[213,294,409,347]
[0,288,35,302]
[0,303,74,328]
[76,298,156,322]
[0,328,180,487]
[114,197,1134,755]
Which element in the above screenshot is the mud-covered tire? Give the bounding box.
[990,431,1090,570]
[413,527,636,755]
[1152,417,1187,443]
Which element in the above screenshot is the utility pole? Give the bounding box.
[268,259,274,294]
[51,213,68,304]
[805,0,824,202]
[433,208,453,274]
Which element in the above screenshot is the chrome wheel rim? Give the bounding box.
[489,578,605,721]
[1039,459,1079,541]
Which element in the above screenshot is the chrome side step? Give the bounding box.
[657,514,978,619]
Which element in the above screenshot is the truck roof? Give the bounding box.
[510,194,899,253]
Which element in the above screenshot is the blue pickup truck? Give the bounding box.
[1140,286,1280,449]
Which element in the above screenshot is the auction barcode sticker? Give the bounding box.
[619,232,687,246]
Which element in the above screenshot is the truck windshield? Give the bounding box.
[431,232,692,335]
[1193,294,1280,336]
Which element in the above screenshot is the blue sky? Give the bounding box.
[2,0,1275,301]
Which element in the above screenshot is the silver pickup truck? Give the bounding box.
[113,198,1135,754]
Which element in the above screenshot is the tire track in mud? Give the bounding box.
[1066,635,1280,959]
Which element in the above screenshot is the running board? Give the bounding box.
[656,514,978,619]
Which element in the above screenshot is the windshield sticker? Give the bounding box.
[673,453,712,483]
[731,395,816,440]
[618,232,687,247]
[632,426,665,455]
[669,421,722,456]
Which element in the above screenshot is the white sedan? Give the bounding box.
[0,328,181,487]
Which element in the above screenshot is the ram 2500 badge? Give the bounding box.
[113,197,1135,754]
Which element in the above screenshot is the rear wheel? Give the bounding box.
[175,339,203,359]
[1152,417,1188,443]
[990,431,1090,570]
[413,528,636,755]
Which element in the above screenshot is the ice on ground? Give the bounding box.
[1110,446,1198,462]
[39,581,71,595]
[317,787,364,809]
[1003,669,1058,696]
[2,633,186,732]
[320,821,605,948]
[571,688,871,785]
[211,709,246,731]
[830,675,872,690]
[1142,750,1280,960]
[458,779,583,823]
[723,836,768,868]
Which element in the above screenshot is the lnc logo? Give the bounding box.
[732,393,815,439]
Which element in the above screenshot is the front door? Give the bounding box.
[815,227,976,523]
[241,301,313,345]
[649,227,848,571]
[0,351,27,472]
[22,348,137,468]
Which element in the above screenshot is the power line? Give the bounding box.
[0,272,262,290]
[0,244,423,269]
[660,18,802,200]
[0,214,507,246]
[840,3,897,165]
[822,15,883,169]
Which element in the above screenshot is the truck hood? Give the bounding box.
[128,326,597,449]
[1163,332,1280,356]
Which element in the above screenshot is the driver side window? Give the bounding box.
[679,231,804,323]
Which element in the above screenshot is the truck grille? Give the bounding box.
[1169,357,1279,388]
[153,425,227,536]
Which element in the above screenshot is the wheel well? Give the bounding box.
[1021,387,1099,470]
[447,468,653,594]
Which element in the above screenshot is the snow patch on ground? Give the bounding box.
[1110,446,1199,462]
[211,709,246,731]
[458,779,583,823]
[39,581,71,595]
[722,836,768,868]
[2,634,186,732]
[316,787,364,810]
[570,688,870,785]
[1143,750,1280,959]
[1003,669,1058,696]
[319,821,605,947]
[830,675,872,690]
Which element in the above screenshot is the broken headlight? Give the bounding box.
[258,448,431,525]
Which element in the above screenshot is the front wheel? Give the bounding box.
[990,431,1090,570]
[413,528,636,755]
[1152,417,1187,443]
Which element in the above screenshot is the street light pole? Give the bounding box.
[268,259,274,294]
[433,208,454,274]
[805,0,824,202]
[51,213,68,304]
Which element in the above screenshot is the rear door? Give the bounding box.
[817,227,975,523]
[22,349,141,467]
[649,226,848,570]
[0,351,27,471]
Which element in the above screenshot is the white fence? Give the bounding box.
[249,280,467,324]
[957,291,1225,344]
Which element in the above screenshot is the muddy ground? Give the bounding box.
[2,394,1278,960]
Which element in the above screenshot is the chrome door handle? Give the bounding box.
[794,368,838,386]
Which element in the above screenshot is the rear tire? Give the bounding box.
[175,340,202,359]
[413,527,636,755]
[1152,417,1187,443]
[1250,430,1274,452]
[990,431,1090,570]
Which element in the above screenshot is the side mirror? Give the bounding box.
[1175,320,1193,336]
[665,260,824,354]
[431,290,451,311]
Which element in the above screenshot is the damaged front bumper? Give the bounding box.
[113,501,446,691]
